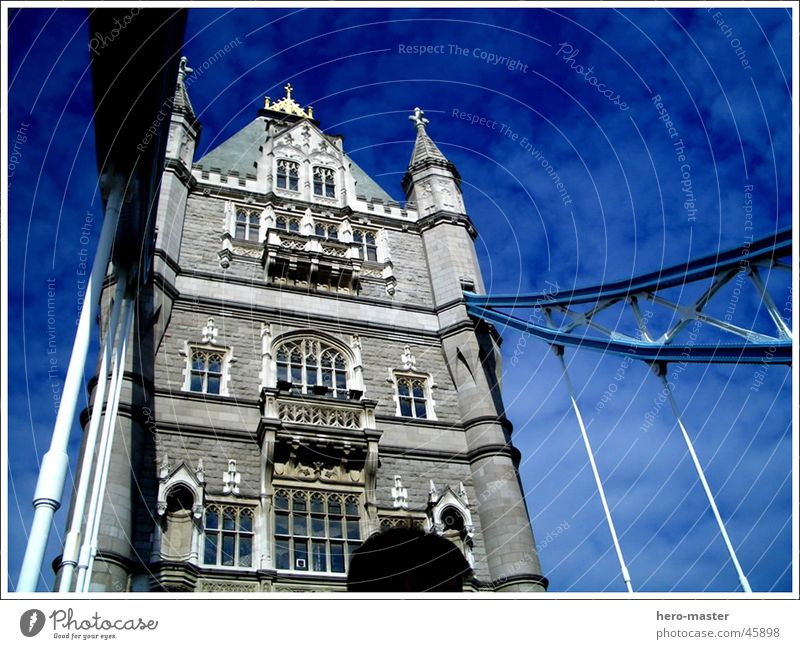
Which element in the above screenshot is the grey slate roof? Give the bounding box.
[194,118,395,202]
[347,156,394,202]
[194,118,267,178]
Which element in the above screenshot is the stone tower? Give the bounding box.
[56,69,547,592]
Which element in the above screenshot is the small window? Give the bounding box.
[353,230,378,261]
[274,489,361,574]
[189,350,224,394]
[314,223,339,240]
[204,505,254,567]
[276,160,299,191]
[235,209,260,242]
[396,376,429,419]
[313,167,336,198]
[275,216,301,233]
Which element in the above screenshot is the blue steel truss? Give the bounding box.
[465,228,793,365]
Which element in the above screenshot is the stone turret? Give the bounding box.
[403,109,545,591]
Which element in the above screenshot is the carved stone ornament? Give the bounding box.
[391,475,409,510]
[401,344,416,370]
[201,317,218,344]
[223,459,241,495]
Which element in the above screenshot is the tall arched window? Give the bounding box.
[313,167,336,198]
[235,209,260,242]
[397,376,428,418]
[276,159,299,191]
[353,229,378,261]
[190,350,223,394]
[203,505,254,567]
[275,338,348,398]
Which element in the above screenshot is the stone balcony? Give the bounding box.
[263,230,363,292]
[257,388,382,495]
[259,388,378,440]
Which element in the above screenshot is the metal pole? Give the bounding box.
[555,346,634,593]
[17,177,124,592]
[655,366,752,593]
[77,296,133,592]
[57,273,126,591]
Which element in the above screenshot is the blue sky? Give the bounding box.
[6,6,793,592]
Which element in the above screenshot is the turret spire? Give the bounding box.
[407,107,448,168]
[172,56,197,126]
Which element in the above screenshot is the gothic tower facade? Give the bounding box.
[57,68,547,592]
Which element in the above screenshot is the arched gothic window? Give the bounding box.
[275,338,349,399]
[352,229,378,261]
[397,376,428,418]
[314,222,339,240]
[235,209,260,242]
[276,159,299,191]
[275,215,301,233]
[203,505,254,567]
[313,167,336,198]
[190,349,224,394]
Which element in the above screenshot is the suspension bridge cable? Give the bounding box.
[554,346,634,593]
[58,271,127,591]
[653,363,752,593]
[75,295,134,592]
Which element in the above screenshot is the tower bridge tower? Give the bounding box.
[56,72,546,592]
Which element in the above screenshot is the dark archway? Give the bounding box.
[347,528,471,592]
[161,485,195,561]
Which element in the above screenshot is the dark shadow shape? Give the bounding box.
[347,528,471,592]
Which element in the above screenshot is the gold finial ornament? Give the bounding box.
[263,83,314,119]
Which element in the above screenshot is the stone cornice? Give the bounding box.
[414,210,477,240]
[164,157,196,186]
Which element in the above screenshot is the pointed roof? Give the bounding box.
[408,107,448,168]
[194,117,395,202]
[195,118,267,177]
[173,57,198,126]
